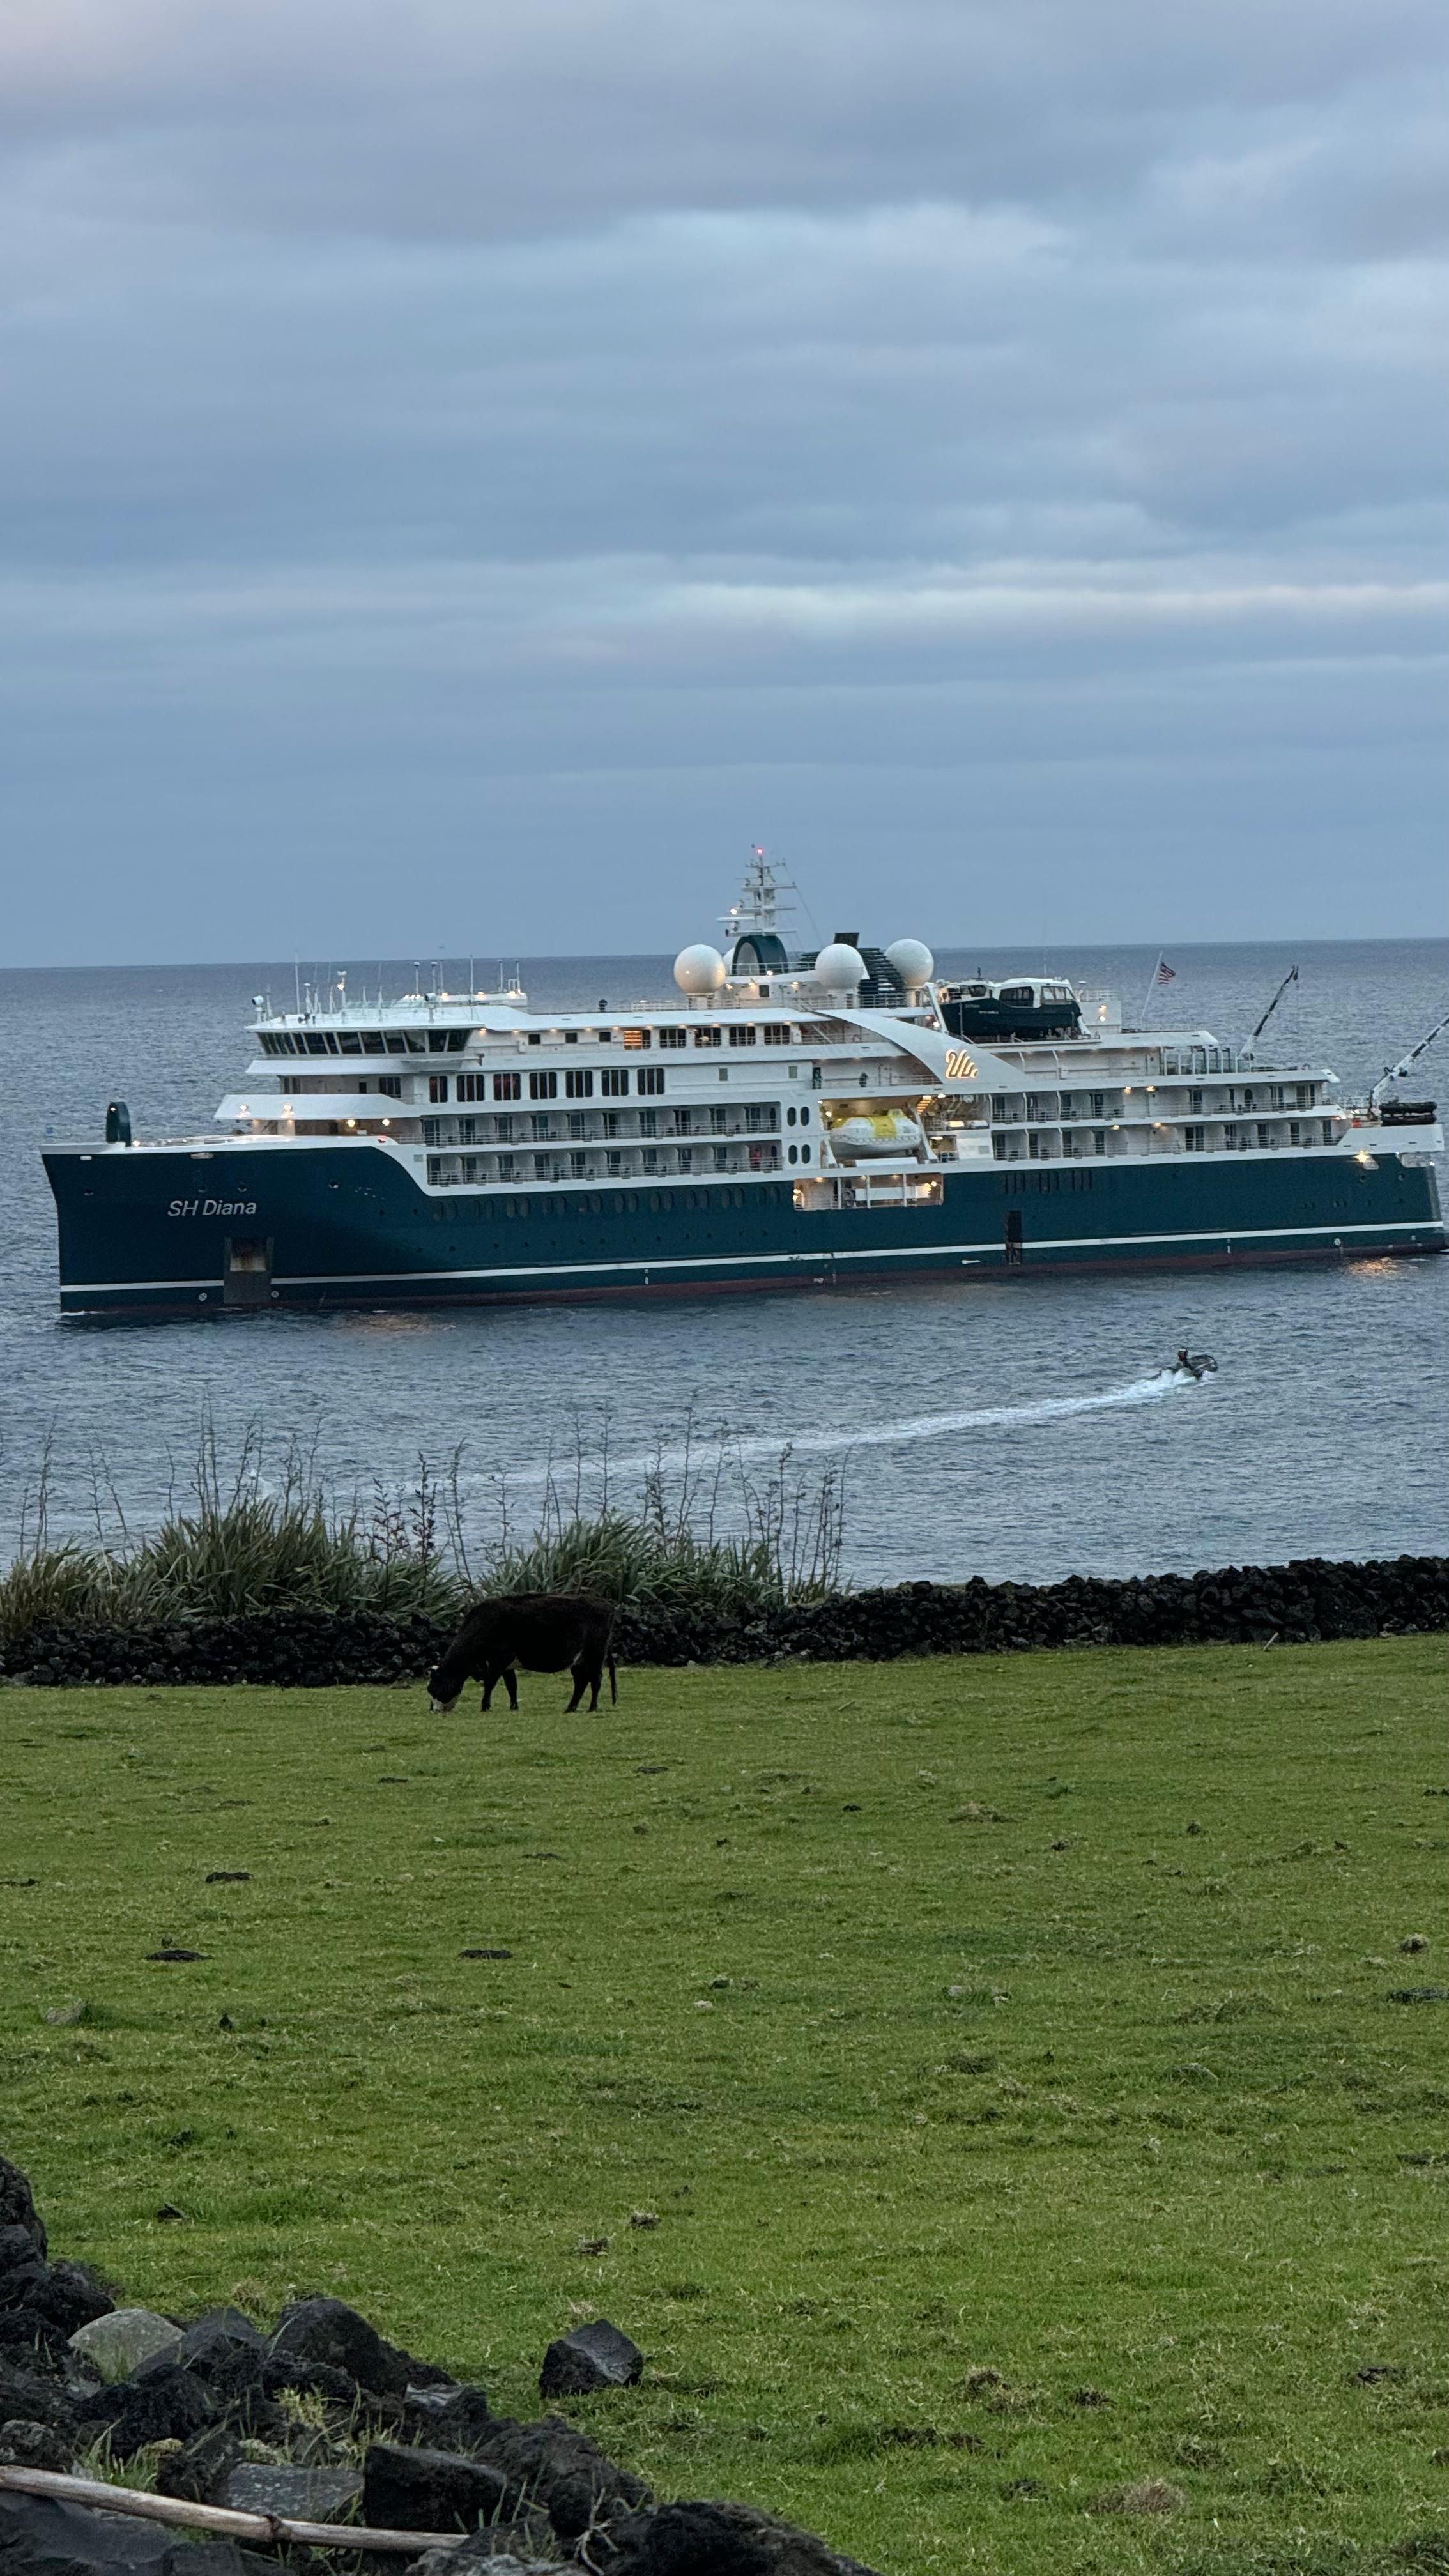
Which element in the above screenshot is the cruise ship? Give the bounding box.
[44,861,1444,1316]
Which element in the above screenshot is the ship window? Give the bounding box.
[429,1075,450,1103]
[528,1069,558,1100]
[493,1072,522,1101]
[339,1031,362,1054]
[620,1027,651,1050]
[362,1031,385,1053]
[638,1066,665,1095]
[1000,986,1034,1006]
[801,1105,811,1126]
[404,1031,428,1052]
[801,1145,811,1163]
[694,1025,721,1048]
[565,1068,594,1098]
[787,1105,797,1126]
[378,1076,401,1099]
[788,1144,798,1164]
[659,1027,687,1048]
[601,1068,629,1097]
[728,1024,757,1046]
[457,1073,486,1101]
[763,1023,790,1044]
[385,1031,408,1052]
[1093,1130,1106,1153]
[1184,1125,1206,1152]
[303,1033,327,1054]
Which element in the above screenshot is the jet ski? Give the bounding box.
[1174,1349,1217,1380]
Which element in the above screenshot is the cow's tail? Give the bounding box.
[608,1654,617,1705]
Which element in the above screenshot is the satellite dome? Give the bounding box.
[885,937,934,988]
[813,942,867,990]
[674,942,726,995]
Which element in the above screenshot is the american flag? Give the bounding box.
[1154,957,1176,985]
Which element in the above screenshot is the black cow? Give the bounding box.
[427,1593,618,1715]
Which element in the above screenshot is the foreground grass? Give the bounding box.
[1,1641,1446,2575]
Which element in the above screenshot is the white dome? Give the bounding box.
[673,942,726,995]
[885,937,935,988]
[813,942,867,990]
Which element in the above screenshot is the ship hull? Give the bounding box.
[43,1141,1445,1317]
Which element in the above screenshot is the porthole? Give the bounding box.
[801,1105,811,1125]
[801,1146,811,1164]
[788,1144,798,1164]
[787,1105,797,1126]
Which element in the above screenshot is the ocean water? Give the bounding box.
[1,939,1445,1586]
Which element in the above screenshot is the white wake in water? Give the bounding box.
[491,1367,1200,1489]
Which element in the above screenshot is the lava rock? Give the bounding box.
[267,2299,414,2398]
[606,2503,885,2576]
[538,2318,642,2398]
[154,2427,244,2507]
[70,2310,182,2384]
[0,2490,177,2576]
[469,2417,649,2545]
[78,2363,211,2460]
[401,2385,492,2453]
[404,2526,560,2576]
[174,2312,263,2379]
[0,2360,77,2437]
[0,2166,46,2262]
[362,2442,514,2534]
[29,2267,114,2338]
[0,2312,73,2376]
[0,2419,74,2472]
[220,2464,363,2523]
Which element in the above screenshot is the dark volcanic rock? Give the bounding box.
[175,2312,263,2378]
[0,2165,46,2262]
[154,2428,245,2507]
[78,2363,211,2459]
[28,2266,114,2338]
[268,2298,414,2398]
[0,2360,77,2437]
[404,2524,559,2576]
[220,2464,362,2523]
[0,2491,175,2576]
[607,2502,885,2576]
[0,2419,74,2472]
[401,2385,493,2452]
[362,2442,514,2534]
[470,2416,649,2544]
[538,2318,642,2398]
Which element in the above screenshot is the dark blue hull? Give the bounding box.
[43,1140,1445,1317]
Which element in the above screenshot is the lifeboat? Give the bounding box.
[825,1108,926,1161]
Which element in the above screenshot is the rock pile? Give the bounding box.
[0,2158,881,2576]
[0,1554,1443,1687]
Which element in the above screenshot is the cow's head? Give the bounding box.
[426,1666,460,1713]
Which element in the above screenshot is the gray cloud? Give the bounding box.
[0,0,1444,958]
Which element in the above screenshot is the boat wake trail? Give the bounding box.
[494,1368,1200,1489]
[709,1365,1197,1466]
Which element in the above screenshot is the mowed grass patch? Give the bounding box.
[1,1638,1446,2575]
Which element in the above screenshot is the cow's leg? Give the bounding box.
[504,1664,519,1712]
[479,1661,498,1712]
[565,1659,586,1713]
[586,1664,602,1712]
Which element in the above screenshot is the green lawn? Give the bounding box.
[1,1639,1446,2575]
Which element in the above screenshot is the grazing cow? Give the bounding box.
[427,1593,618,1715]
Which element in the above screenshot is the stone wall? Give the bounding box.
[1,1555,1443,1686]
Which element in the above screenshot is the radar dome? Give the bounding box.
[813,942,867,990]
[674,943,726,995]
[885,937,934,988]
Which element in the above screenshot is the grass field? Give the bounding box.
[1,1639,1446,2574]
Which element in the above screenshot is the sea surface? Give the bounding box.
[1,939,1445,1587]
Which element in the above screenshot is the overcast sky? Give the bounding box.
[3,0,1445,963]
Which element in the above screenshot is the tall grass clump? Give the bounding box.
[478,1418,845,1615]
[0,1412,848,1641]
